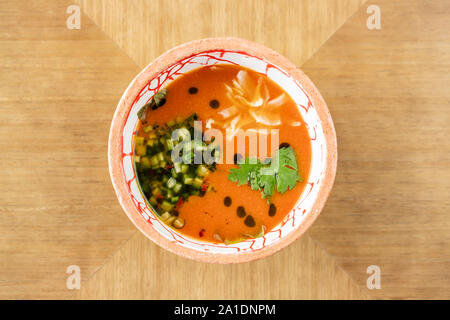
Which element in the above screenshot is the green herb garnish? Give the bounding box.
[228,147,302,200]
[137,89,168,121]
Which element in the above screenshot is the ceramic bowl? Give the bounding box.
[108,38,337,263]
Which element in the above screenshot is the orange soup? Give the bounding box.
[134,64,311,243]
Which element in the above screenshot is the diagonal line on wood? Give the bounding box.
[72,0,372,299]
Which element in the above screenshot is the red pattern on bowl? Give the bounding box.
[108,38,337,263]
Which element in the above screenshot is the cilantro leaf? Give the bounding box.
[258,173,276,199]
[249,170,261,190]
[227,147,302,200]
[153,89,167,107]
[273,147,301,193]
[137,89,168,122]
[276,165,299,193]
[137,103,150,122]
[228,157,261,186]
[278,146,298,170]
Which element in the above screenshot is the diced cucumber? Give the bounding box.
[136,136,145,146]
[152,187,160,197]
[165,139,174,151]
[193,177,204,189]
[197,165,209,177]
[172,217,185,229]
[149,196,158,206]
[183,176,193,185]
[143,125,153,133]
[165,216,176,226]
[160,212,171,221]
[140,157,151,169]
[173,183,182,193]
[136,114,216,221]
[167,177,177,189]
[161,201,173,212]
[150,155,159,167]
[136,145,147,156]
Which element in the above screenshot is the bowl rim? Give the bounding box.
[108,37,337,263]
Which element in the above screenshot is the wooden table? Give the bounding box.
[1,0,448,299]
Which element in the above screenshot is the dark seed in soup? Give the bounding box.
[237,206,246,218]
[268,203,277,217]
[224,196,232,207]
[244,215,256,227]
[209,99,220,109]
[188,87,198,94]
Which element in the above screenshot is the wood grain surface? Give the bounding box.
[74,0,369,300]
[0,0,368,299]
[1,0,449,300]
[302,0,450,299]
[0,0,140,299]
[75,0,366,68]
[76,232,368,299]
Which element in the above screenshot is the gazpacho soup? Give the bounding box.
[134,64,311,244]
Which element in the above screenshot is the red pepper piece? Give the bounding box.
[201,181,209,192]
[175,197,183,210]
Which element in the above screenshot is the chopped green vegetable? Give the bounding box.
[152,89,167,107]
[173,217,185,229]
[227,147,302,200]
[137,89,168,121]
[228,158,261,186]
[134,113,217,221]
[167,177,177,189]
[136,136,145,146]
[173,183,182,193]
[193,177,204,189]
[197,164,209,177]
[184,176,193,185]
[160,201,173,212]
[135,145,147,156]
[140,156,151,169]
